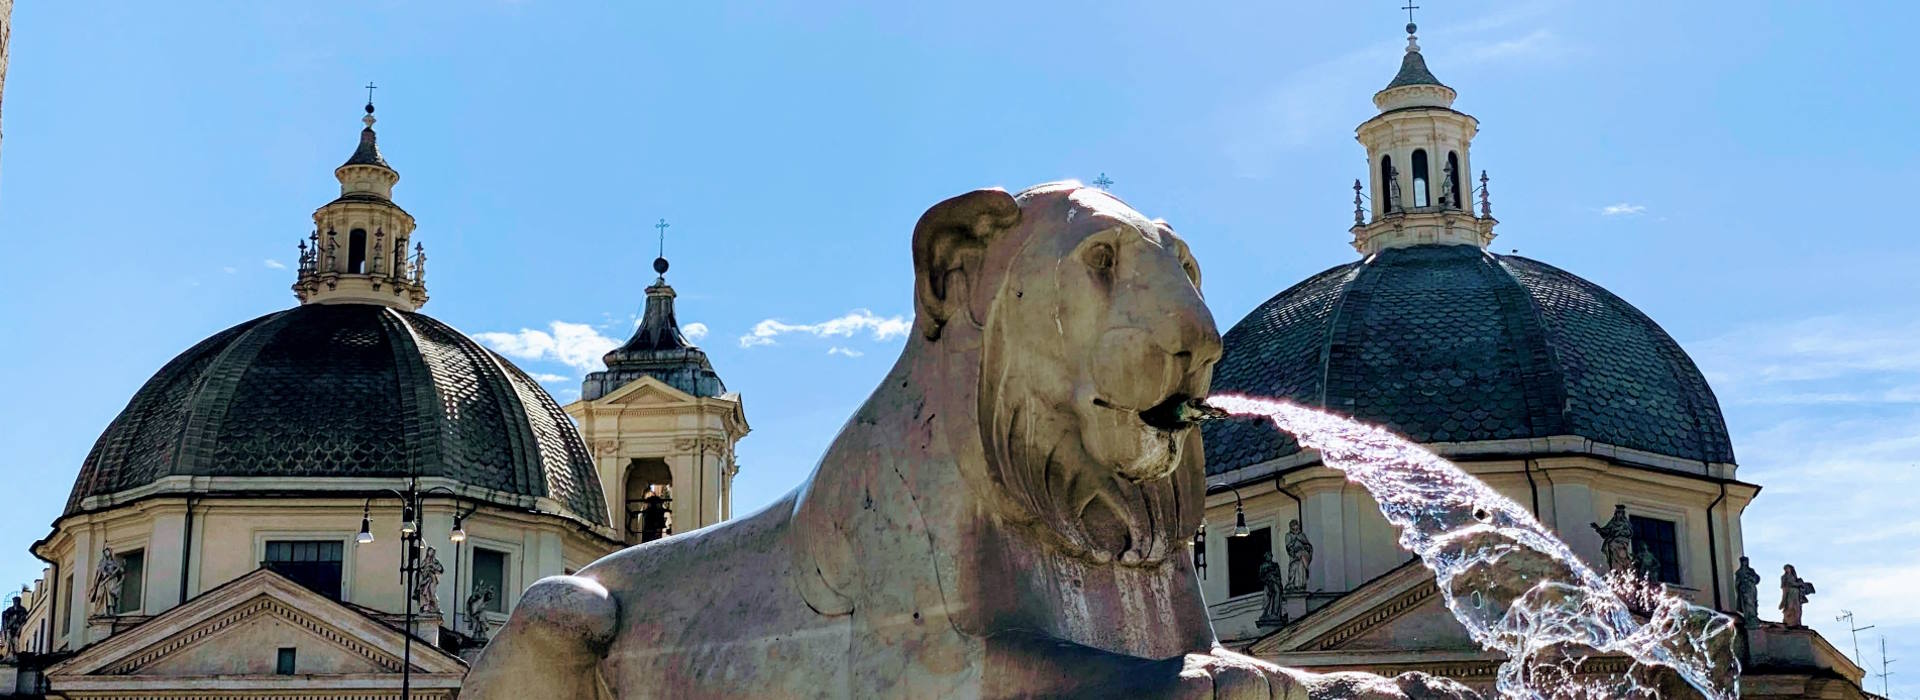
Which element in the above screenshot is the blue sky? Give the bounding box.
[2,1,1916,693]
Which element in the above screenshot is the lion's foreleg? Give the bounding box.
[461,575,618,700]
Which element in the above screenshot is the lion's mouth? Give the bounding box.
[1138,394,1199,432]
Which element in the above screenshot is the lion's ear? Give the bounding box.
[911,188,1021,341]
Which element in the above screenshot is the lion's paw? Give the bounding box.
[1172,650,1314,700]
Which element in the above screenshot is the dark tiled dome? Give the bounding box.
[66,304,607,525]
[1202,244,1734,475]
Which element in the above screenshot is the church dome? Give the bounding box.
[65,303,608,525]
[1202,244,1735,475]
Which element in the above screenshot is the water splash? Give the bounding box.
[1206,395,1738,700]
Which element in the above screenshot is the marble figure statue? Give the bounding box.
[465,582,495,640]
[1780,564,1815,627]
[415,546,444,614]
[1633,540,1661,582]
[89,547,124,617]
[1257,551,1287,627]
[1387,166,1404,211]
[1733,556,1761,625]
[462,183,1477,699]
[1285,519,1312,592]
[2,595,25,660]
[1590,504,1634,575]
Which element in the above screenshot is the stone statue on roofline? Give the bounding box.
[415,546,444,614]
[1733,556,1761,625]
[1285,519,1313,592]
[1590,504,1634,575]
[465,582,495,640]
[88,547,124,617]
[2,595,26,660]
[1633,540,1662,582]
[1257,551,1287,627]
[1780,564,1815,627]
[460,184,1480,699]
[1387,164,1404,212]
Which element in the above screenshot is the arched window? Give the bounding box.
[1411,149,1431,208]
[347,229,368,273]
[624,458,675,545]
[1446,151,1462,209]
[1379,154,1397,213]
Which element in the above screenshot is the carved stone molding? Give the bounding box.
[1314,580,1438,651]
[102,595,405,675]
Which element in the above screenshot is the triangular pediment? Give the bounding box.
[594,374,699,406]
[1246,559,1479,657]
[49,568,466,680]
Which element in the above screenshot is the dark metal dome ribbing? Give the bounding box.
[66,304,607,525]
[582,278,726,401]
[1384,48,1446,90]
[1203,244,1734,475]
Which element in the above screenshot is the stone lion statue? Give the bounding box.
[462,183,1476,699]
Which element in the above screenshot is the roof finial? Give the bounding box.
[1402,2,1421,51]
[362,82,378,128]
[1353,179,1366,226]
[1091,173,1114,190]
[1478,170,1493,217]
[652,218,672,279]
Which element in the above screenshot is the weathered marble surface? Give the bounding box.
[462,184,1478,699]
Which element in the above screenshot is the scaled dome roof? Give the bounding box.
[1202,244,1735,475]
[66,303,607,525]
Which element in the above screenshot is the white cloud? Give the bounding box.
[222,266,237,274]
[264,259,287,270]
[739,309,911,348]
[1600,203,1647,216]
[682,322,709,341]
[473,321,620,373]
[528,372,570,383]
[827,347,864,358]
[1692,316,1920,392]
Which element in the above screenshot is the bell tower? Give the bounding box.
[291,92,429,310]
[565,221,749,546]
[1350,21,1498,255]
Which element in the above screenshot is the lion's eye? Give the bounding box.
[1083,243,1116,273]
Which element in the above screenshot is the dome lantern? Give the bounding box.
[582,218,728,401]
[292,93,429,310]
[1351,23,1498,256]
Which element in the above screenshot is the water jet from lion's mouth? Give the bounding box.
[1201,394,1739,700]
[1138,395,1229,430]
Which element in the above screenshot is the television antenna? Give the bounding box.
[1838,610,1875,665]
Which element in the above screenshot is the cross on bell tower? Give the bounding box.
[652,218,672,280]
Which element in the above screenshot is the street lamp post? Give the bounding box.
[1194,483,1252,578]
[358,478,465,700]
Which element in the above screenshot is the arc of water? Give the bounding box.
[1205,395,1739,700]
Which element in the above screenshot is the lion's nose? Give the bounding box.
[1154,298,1222,379]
